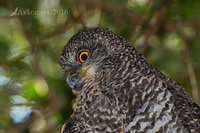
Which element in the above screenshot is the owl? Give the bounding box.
[59,28,200,133]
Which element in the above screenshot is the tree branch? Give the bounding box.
[66,0,88,29]
[130,0,156,42]
[177,27,199,104]
[139,0,171,54]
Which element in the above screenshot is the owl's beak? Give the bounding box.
[66,72,83,91]
[66,66,93,91]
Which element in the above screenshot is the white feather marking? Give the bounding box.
[137,102,149,114]
[137,77,145,85]
[81,65,97,78]
[125,115,146,131]
[142,91,146,101]
[157,91,165,101]
[140,122,151,131]
[148,91,174,132]
[132,82,135,87]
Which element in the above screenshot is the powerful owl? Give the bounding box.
[59,28,200,133]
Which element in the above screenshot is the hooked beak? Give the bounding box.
[66,72,83,91]
[66,66,92,91]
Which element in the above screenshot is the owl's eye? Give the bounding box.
[78,51,89,63]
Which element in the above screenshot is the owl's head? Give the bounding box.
[59,28,129,91]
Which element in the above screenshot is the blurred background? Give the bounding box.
[0,0,199,132]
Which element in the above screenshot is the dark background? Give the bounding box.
[0,0,199,132]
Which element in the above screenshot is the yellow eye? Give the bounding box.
[78,51,89,63]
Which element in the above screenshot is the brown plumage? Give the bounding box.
[59,28,200,133]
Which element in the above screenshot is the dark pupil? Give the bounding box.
[81,54,88,61]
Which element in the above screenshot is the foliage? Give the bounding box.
[0,0,199,132]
